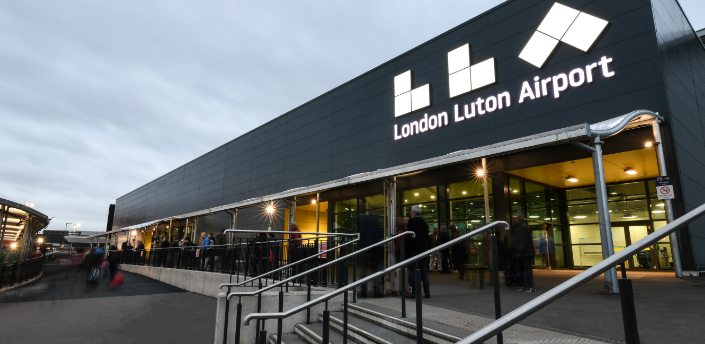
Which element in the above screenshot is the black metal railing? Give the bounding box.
[458,202,705,344]
[240,222,509,344]
[113,234,353,287]
[223,230,416,344]
[0,255,44,289]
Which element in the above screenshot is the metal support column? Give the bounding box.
[592,137,619,294]
[652,120,683,277]
[288,197,296,228]
[481,158,491,224]
[0,205,7,251]
[19,218,34,260]
[386,177,397,294]
[315,193,320,234]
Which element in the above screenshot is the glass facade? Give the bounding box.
[566,180,671,269]
[400,186,438,231]
[508,177,566,268]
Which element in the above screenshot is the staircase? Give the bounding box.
[268,301,466,344]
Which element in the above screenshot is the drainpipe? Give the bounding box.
[652,119,683,277]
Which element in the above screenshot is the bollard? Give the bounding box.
[619,275,640,343]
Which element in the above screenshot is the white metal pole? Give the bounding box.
[652,120,683,277]
[592,137,619,293]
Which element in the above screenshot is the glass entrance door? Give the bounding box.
[612,221,654,269]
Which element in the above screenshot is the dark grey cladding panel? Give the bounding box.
[651,0,705,269]
[114,0,671,230]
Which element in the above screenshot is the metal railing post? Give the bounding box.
[343,290,349,344]
[235,298,243,344]
[222,287,231,344]
[277,290,283,344]
[322,309,330,344]
[619,263,640,344]
[415,268,423,344]
[306,278,312,324]
[11,262,18,286]
[401,266,407,318]
[491,229,504,344]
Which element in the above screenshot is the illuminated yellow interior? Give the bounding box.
[508,148,659,188]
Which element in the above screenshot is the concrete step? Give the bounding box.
[268,333,308,344]
[323,310,416,344]
[293,322,348,344]
[347,302,466,343]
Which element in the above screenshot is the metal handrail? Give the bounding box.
[242,221,508,324]
[219,238,360,289]
[459,202,705,343]
[223,229,359,238]
[227,230,415,300]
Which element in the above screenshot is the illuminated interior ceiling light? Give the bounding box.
[624,168,637,175]
[512,189,519,194]
[414,192,420,197]
[644,141,653,148]
[404,199,408,203]
[544,217,551,221]
[656,203,665,207]
[610,191,618,195]
[430,195,436,199]
[461,191,467,195]
[652,210,665,214]
[528,215,540,219]
[573,215,587,219]
[470,219,482,223]
[623,212,637,219]
[310,199,317,205]
[565,176,579,183]
[475,168,486,178]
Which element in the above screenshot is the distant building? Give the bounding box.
[40,230,106,249]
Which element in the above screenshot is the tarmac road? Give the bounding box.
[0,262,215,344]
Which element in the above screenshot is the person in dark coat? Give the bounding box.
[358,214,385,297]
[509,213,535,292]
[405,205,431,298]
[438,226,451,273]
[450,225,467,280]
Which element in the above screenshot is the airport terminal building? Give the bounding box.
[111,0,705,272]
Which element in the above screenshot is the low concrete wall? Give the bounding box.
[120,264,245,297]
[121,264,344,344]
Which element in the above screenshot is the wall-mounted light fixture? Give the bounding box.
[566,176,579,183]
[624,168,637,175]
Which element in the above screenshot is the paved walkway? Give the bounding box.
[368,269,705,344]
[0,262,215,344]
[3,263,702,344]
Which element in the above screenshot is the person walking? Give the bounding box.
[405,205,431,298]
[450,225,467,280]
[510,213,535,292]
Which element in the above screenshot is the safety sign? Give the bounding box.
[656,176,674,200]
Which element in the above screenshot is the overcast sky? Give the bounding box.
[1,1,703,232]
